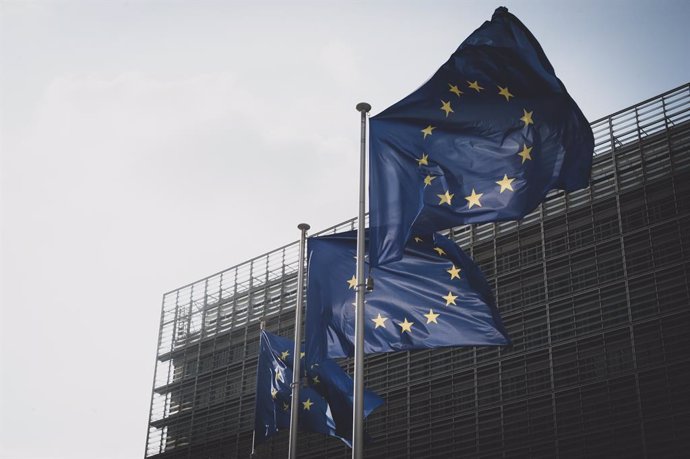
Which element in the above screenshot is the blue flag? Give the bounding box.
[369,7,594,266]
[305,230,509,363]
[254,330,383,446]
[307,359,382,442]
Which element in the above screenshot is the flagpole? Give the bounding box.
[353,102,371,459]
[251,321,265,458]
[288,223,310,459]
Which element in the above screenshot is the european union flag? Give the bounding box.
[304,230,509,363]
[254,330,383,446]
[254,331,335,444]
[307,359,383,442]
[369,7,594,266]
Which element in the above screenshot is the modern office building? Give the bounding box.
[145,83,690,458]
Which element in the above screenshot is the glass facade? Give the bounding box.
[145,83,690,458]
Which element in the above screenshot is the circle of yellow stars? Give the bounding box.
[417,80,539,211]
[348,239,473,339]
[270,348,323,413]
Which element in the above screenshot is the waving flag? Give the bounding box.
[254,330,383,446]
[305,231,509,364]
[369,7,594,266]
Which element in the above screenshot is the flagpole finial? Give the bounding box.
[356,102,371,113]
[298,223,311,231]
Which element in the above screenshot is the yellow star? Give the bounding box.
[283,402,290,411]
[280,350,290,361]
[442,291,458,306]
[518,144,533,163]
[312,375,320,385]
[437,190,454,205]
[468,80,484,92]
[448,83,463,97]
[275,369,284,383]
[447,264,461,280]
[520,109,534,127]
[398,317,414,333]
[424,309,440,324]
[372,313,388,329]
[498,86,514,101]
[433,247,446,256]
[496,174,515,193]
[271,388,278,399]
[413,236,423,243]
[440,100,454,117]
[464,189,483,208]
[302,399,314,410]
[300,352,305,359]
[347,275,357,289]
[424,175,436,187]
[421,125,435,138]
[417,153,429,166]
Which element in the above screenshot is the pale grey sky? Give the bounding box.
[1,1,688,458]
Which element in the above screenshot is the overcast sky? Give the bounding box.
[1,1,689,458]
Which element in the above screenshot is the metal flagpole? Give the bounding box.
[251,321,266,458]
[288,223,310,459]
[353,102,371,459]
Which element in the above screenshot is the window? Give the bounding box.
[620,189,648,233]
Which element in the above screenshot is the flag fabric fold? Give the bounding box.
[254,330,383,446]
[306,359,382,442]
[369,6,594,266]
[305,230,510,365]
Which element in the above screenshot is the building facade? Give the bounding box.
[145,84,690,458]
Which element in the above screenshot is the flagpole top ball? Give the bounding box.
[356,102,371,113]
[298,223,311,231]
